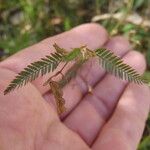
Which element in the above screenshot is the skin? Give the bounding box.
[0,23,149,150]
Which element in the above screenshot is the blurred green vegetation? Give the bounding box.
[0,0,150,149]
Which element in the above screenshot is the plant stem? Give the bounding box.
[43,62,68,86]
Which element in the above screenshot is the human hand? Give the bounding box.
[0,23,149,150]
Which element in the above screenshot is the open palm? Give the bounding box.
[0,24,149,150]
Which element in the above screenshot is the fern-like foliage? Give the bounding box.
[4,45,149,96]
[95,48,147,84]
[4,52,64,95]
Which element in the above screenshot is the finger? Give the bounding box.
[92,86,150,150]
[44,36,131,115]
[0,23,108,95]
[92,57,149,150]
[64,50,146,145]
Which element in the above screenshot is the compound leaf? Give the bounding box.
[95,48,148,85]
[4,52,64,95]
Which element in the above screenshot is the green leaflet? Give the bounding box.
[95,48,148,85]
[63,48,81,61]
